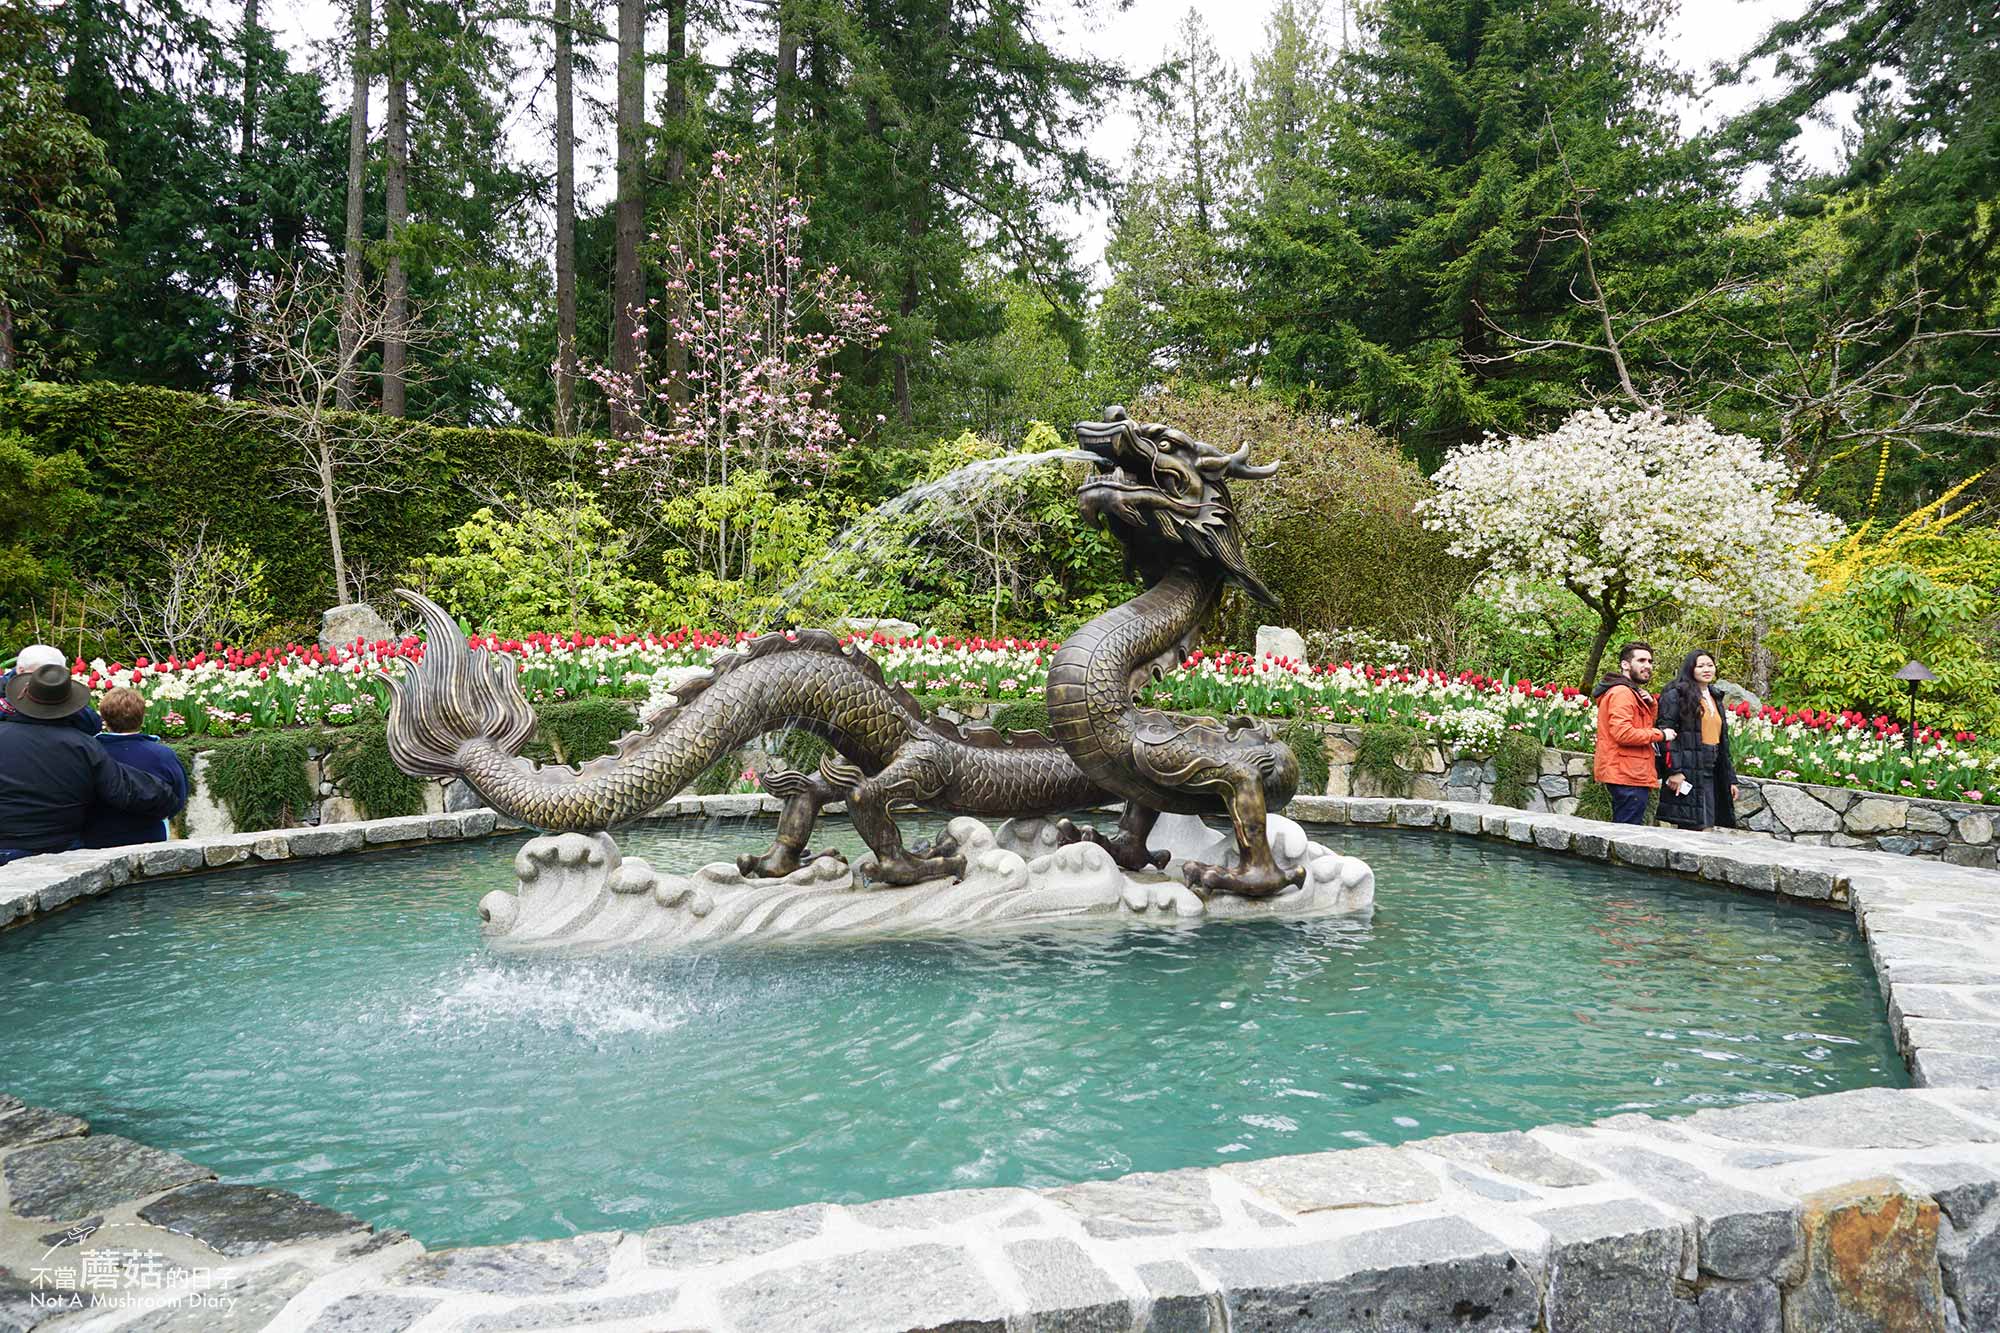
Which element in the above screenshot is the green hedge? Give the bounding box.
[0,378,593,618]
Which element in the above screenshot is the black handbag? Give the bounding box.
[1652,686,1676,779]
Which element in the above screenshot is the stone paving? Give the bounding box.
[1,797,1997,1330]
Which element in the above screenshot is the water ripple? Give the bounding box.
[0,821,1903,1250]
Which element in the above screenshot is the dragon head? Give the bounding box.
[1074,406,1281,606]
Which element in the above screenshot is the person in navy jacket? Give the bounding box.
[0,667,178,865]
[84,687,189,848]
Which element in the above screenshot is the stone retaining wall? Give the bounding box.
[2,797,1997,1329]
[1311,723,1998,868]
[176,745,462,839]
[154,710,1997,869]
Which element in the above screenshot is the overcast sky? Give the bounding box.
[256,0,1846,282]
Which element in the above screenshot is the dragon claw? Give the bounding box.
[738,846,803,879]
[1056,818,1166,873]
[1182,859,1305,900]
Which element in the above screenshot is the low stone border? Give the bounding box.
[3,799,1997,1329]
[3,1088,1996,1331]
[0,810,508,933]
[0,795,808,933]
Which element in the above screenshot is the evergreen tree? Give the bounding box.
[56,0,244,387]
[1721,0,1999,309]
[777,0,1126,436]
[1714,0,2000,502]
[1097,9,1244,390]
[1234,0,1698,461]
[0,3,116,375]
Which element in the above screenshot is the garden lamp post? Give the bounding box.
[1895,660,1936,755]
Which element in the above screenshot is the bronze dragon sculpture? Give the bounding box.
[385,599,1108,886]
[1047,406,1303,897]
[386,406,1302,898]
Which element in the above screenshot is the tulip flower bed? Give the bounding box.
[66,632,2000,805]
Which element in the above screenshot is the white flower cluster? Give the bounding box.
[1418,409,1843,630]
[1425,705,1509,755]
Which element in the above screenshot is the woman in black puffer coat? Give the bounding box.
[1655,649,1738,831]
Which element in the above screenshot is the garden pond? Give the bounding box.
[0,818,1904,1249]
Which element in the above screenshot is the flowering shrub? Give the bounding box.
[70,632,2000,805]
[1418,409,1843,686]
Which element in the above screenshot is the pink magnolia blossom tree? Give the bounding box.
[587,152,887,595]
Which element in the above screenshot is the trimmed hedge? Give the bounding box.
[0,378,593,617]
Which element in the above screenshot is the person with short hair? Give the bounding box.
[1591,641,1676,825]
[83,688,188,848]
[0,644,101,734]
[1655,649,1739,832]
[0,665,181,864]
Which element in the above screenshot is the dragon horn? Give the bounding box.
[1195,441,1281,480]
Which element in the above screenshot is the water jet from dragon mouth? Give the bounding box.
[764,446,1099,631]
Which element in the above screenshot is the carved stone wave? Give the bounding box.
[478,815,1374,953]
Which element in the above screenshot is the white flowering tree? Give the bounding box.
[1417,409,1843,689]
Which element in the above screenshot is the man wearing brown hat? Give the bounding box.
[0,664,182,865]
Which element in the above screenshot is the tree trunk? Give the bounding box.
[230,0,263,395]
[807,33,829,182]
[321,442,352,606]
[662,0,688,407]
[1579,605,1618,694]
[774,0,798,139]
[552,0,577,434]
[381,0,409,417]
[1750,609,1772,697]
[664,0,686,188]
[0,296,14,372]
[893,208,926,424]
[610,0,646,434]
[337,0,371,411]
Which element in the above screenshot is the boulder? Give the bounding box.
[318,602,393,653]
[1716,679,1761,711]
[1759,783,1840,833]
[1846,797,1909,834]
[1255,625,1309,665]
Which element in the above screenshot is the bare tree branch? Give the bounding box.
[242,263,441,607]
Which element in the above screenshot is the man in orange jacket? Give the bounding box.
[1591,641,1677,824]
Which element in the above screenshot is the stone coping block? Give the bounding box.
[6,1083,2000,1329]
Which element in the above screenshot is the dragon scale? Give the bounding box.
[1046,566,1221,814]
[387,595,1105,854]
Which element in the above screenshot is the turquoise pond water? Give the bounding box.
[0,819,1903,1249]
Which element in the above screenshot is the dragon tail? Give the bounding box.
[761,766,816,799]
[386,590,538,780]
